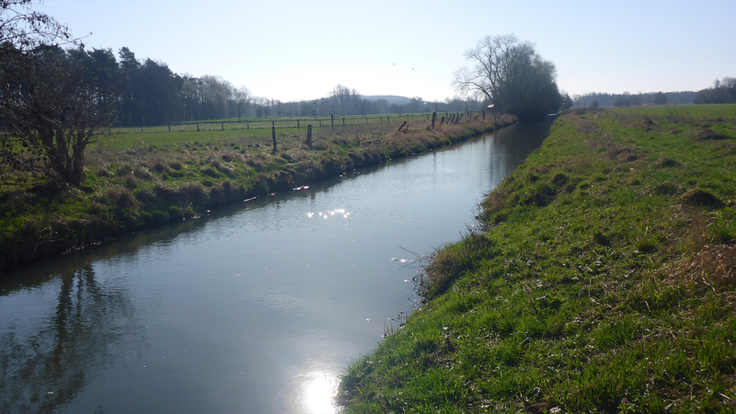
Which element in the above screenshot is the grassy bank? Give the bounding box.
[337,105,736,413]
[0,113,514,274]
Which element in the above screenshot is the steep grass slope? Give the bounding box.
[339,105,736,413]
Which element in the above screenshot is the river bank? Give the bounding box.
[0,114,515,274]
[0,121,550,414]
[337,105,736,412]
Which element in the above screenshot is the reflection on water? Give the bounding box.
[300,370,338,414]
[0,121,552,414]
[0,265,141,414]
[307,208,350,220]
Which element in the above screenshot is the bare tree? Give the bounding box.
[199,75,232,119]
[1,0,114,183]
[454,34,561,120]
[1,46,115,183]
[454,34,519,103]
[0,0,76,50]
[331,84,359,115]
[409,97,424,113]
[234,85,251,121]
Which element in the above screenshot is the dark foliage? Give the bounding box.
[694,77,736,104]
[454,34,562,120]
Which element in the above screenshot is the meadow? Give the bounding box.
[337,105,736,413]
[0,112,512,273]
[103,113,434,148]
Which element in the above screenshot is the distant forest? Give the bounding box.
[574,77,736,108]
[47,46,485,127]
[10,43,734,127]
[573,91,697,108]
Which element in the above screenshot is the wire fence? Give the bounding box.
[110,112,487,134]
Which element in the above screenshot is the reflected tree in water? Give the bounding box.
[0,265,142,414]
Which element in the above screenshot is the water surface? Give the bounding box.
[0,121,552,414]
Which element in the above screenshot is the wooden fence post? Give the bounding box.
[221,122,224,131]
[197,123,200,131]
[297,119,300,130]
[331,114,334,130]
[342,117,345,127]
[272,121,277,152]
[306,124,313,149]
[431,112,436,129]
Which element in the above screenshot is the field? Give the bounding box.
[337,105,736,413]
[102,113,434,148]
[0,111,512,273]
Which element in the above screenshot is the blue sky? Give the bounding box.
[44,0,736,102]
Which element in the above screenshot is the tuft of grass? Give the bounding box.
[680,187,724,208]
[688,127,733,141]
[420,231,496,299]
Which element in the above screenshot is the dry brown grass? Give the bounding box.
[673,244,736,289]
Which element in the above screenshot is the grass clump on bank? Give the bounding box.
[0,113,514,274]
[338,105,736,413]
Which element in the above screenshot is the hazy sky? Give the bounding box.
[43,0,736,102]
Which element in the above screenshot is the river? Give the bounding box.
[0,120,552,414]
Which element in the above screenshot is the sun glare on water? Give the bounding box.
[300,371,338,414]
[307,209,350,220]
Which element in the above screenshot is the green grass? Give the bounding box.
[105,113,435,146]
[0,112,513,273]
[337,105,736,413]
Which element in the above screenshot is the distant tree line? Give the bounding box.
[572,91,697,108]
[263,88,485,118]
[0,0,484,184]
[694,77,736,104]
[557,76,736,109]
[39,46,255,126]
[5,43,486,127]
